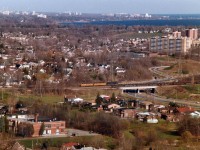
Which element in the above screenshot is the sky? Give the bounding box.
[0,0,200,14]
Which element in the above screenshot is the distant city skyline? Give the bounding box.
[0,0,200,14]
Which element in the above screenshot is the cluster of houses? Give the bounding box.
[10,141,107,150]
[0,95,200,149]
[65,94,200,124]
[0,92,199,139]
[4,28,200,90]
[0,28,152,89]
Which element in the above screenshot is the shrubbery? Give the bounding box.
[177,115,200,137]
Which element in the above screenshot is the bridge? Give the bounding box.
[120,86,158,94]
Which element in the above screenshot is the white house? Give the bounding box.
[73,98,84,103]
[108,104,121,109]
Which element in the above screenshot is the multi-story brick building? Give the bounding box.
[32,121,66,137]
[8,114,66,137]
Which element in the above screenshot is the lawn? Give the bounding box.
[183,84,200,94]
[0,87,121,104]
[18,94,64,104]
[70,88,121,102]
[18,135,117,149]
[130,119,179,140]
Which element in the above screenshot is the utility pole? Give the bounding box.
[40,80,42,97]
[198,118,199,142]
[111,61,114,82]
[1,88,3,100]
[191,74,195,85]
[32,140,33,149]
[178,53,182,75]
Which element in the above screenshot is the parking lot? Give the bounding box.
[66,128,99,137]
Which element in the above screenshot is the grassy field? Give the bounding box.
[162,59,200,75]
[0,87,121,104]
[130,119,179,140]
[68,88,121,102]
[157,85,200,102]
[17,94,63,103]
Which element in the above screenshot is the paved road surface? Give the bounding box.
[66,128,98,137]
[16,129,98,141]
[128,93,200,110]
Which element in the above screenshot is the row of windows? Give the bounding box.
[44,123,65,128]
[151,42,182,46]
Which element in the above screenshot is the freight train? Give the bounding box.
[80,82,118,87]
[80,76,200,87]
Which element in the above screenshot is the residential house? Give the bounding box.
[108,103,121,109]
[100,95,110,101]
[116,100,127,107]
[140,101,153,110]
[190,111,200,118]
[61,142,83,150]
[160,106,195,122]
[174,107,195,115]
[121,108,137,118]
[73,98,84,103]
[161,114,180,122]
[136,112,158,123]
[173,106,195,121]
[128,100,139,108]
[113,108,137,118]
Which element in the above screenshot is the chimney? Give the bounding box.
[34,113,39,122]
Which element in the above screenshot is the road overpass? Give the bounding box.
[120,86,157,94]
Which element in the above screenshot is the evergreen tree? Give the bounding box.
[110,93,116,103]
[95,92,102,106]
[18,123,34,137]
[4,116,9,133]
[25,124,34,137]
[39,122,45,136]
[0,117,5,132]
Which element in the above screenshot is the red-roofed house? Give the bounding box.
[100,95,110,101]
[175,107,195,114]
[62,142,78,150]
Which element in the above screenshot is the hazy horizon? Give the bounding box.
[0,0,200,14]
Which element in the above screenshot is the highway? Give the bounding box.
[118,66,177,87]
[120,66,200,110]
[128,93,200,110]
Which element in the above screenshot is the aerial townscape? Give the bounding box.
[1,1,200,150]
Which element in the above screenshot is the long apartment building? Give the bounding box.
[149,36,192,54]
[150,29,198,54]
